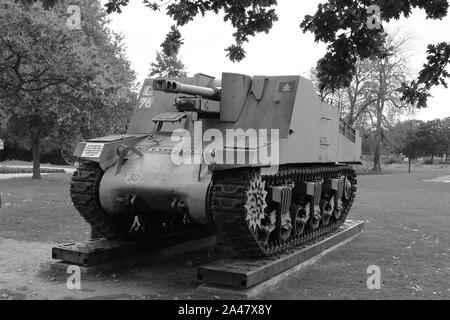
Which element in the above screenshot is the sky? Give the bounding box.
[104,0,450,122]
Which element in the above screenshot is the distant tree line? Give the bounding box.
[385,118,450,163]
[359,118,450,165]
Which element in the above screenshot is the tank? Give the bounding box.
[70,72,361,257]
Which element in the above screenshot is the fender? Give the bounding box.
[73,134,149,171]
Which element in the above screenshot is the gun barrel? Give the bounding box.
[153,79,221,101]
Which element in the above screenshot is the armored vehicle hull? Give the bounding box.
[71,73,361,257]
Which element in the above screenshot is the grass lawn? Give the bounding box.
[0,174,89,243]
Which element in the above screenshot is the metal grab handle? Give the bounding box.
[116,145,144,175]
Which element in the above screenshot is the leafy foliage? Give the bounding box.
[400,42,450,108]
[149,25,187,78]
[149,51,187,78]
[385,118,450,162]
[0,0,137,177]
[104,0,279,62]
[161,25,184,56]
[301,1,387,93]
[301,0,449,108]
[104,0,449,108]
[412,118,450,159]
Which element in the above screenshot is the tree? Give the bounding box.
[301,0,449,109]
[437,117,450,162]
[149,26,187,78]
[149,51,187,78]
[310,59,377,127]
[412,121,442,161]
[0,0,137,179]
[385,120,420,155]
[367,34,412,171]
[431,119,449,161]
[387,119,450,166]
[401,119,422,173]
[400,42,450,108]
[412,119,450,162]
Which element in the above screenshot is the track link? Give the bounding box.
[210,165,357,257]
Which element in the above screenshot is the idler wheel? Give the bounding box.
[343,175,352,200]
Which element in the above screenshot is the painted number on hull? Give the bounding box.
[125,173,142,184]
[138,97,153,109]
[81,143,104,158]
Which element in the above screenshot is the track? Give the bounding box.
[70,162,126,239]
[210,165,357,257]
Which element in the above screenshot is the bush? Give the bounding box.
[0,143,66,165]
[383,155,402,165]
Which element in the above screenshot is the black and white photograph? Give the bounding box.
[0,0,449,306]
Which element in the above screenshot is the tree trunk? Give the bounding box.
[31,126,41,180]
[408,120,413,174]
[348,107,355,127]
[373,62,386,172]
[373,103,383,172]
[347,87,356,126]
